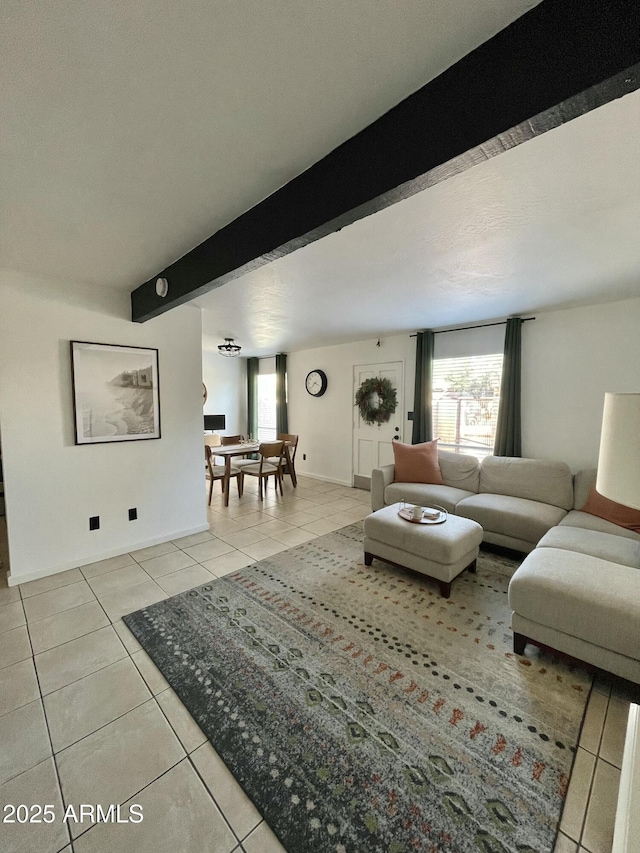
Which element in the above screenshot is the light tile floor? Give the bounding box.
[0,479,638,853]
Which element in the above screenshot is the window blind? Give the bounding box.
[257,373,277,441]
[432,353,503,456]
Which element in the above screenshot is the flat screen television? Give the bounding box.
[204,414,226,431]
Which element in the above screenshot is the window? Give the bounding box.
[432,353,503,457]
[257,373,277,441]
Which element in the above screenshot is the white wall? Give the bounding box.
[288,335,415,485]
[287,296,640,485]
[522,296,640,471]
[202,346,247,437]
[0,270,207,584]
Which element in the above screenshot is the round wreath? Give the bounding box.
[355,377,398,426]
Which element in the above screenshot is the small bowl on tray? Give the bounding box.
[397,503,448,524]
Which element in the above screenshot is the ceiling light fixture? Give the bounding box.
[218,337,242,357]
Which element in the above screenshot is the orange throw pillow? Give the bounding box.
[581,487,640,534]
[392,440,444,485]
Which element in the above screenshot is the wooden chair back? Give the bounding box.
[259,440,284,461]
[241,441,284,500]
[277,433,299,486]
[278,434,299,463]
[205,444,243,503]
[221,434,244,445]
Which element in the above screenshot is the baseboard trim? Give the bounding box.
[7,523,210,587]
[299,471,352,487]
[353,474,371,491]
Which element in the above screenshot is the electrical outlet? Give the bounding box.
[128,508,137,521]
[89,516,100,531]
[303,453,306,461]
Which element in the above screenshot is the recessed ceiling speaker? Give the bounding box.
[155,277,169,298]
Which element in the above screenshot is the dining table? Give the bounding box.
[213,441,295,506]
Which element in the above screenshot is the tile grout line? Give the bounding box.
[50,617,185,847]
[183,742,245,848]
[68,751,189,846]
[9,485,337,847]
[44,662,154,755]
[595,693,610,758]
[24,607,101,639]
[578,688,627,851]
[578,725,607,849]
[22,604,74,853]
[594,753,624,774]
[34,630,129,696]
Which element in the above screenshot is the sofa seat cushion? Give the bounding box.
[509,548,640,660]
[559,511,640,542]
[385,482,475,514]
[456,494,566,546]
[537,527,640,568]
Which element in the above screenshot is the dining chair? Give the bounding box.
[220,435,244,445]
[239,441,285,500]
[214,434,245,465]
[275,433,299,487]
[205,445,243,504]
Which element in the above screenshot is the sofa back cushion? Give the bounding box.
[479,456,574,510]
[392,440,443,485]
[438,450,480,493]
[573,469,597,509]
[581,487,640,534]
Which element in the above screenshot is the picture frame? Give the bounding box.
[70,341,161,444]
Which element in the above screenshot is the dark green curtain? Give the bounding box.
[246,357,258,440]
[275,353,289,436]
[494,317,523,456]
[411,330,434,444]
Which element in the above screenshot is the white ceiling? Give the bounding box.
[199,88,640,355]
[1,0,538,289]
[3,1,638,358]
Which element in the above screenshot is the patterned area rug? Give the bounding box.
[124,524,592,853]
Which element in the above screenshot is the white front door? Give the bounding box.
[353,361,404,485]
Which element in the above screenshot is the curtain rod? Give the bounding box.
[410,317,535,337]
[245,353,287,360]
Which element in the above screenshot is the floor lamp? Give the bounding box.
[596,393,640,510]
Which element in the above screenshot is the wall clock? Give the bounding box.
[305,369,328,397]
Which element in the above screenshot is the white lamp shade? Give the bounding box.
[596,393,640,510]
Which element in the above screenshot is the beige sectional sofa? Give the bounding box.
[371,451,575,553]
[371,458,640,683]
[510,469,640,684]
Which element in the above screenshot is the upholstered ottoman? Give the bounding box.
[363,503,483,597]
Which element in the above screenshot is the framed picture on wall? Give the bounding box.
[70,341,161,444]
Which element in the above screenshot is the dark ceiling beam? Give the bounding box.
[132,0,640,322]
